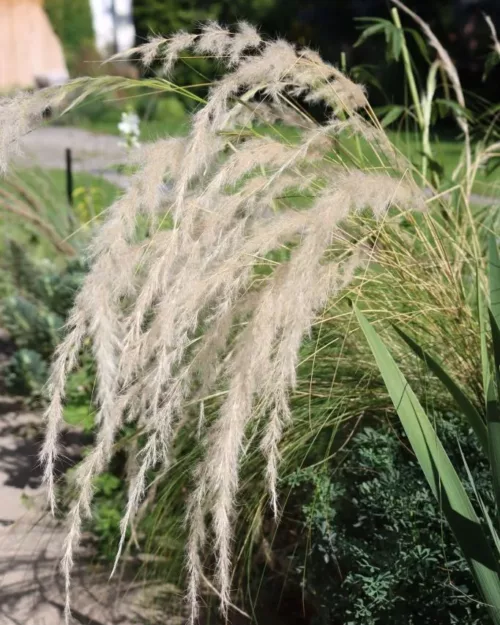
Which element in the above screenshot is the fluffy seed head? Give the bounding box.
[0,22,425,623]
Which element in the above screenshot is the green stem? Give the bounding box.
[391,8,424,130]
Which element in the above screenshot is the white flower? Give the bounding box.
[118,110,141,149]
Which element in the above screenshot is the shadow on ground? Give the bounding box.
[0,518,146,625]
[0,328,145,624]
[0,411,92,492]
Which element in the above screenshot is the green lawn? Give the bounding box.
[84,120,500,195]
[0,167,119,260]
[2,167,118,208]
[75,118,190,141]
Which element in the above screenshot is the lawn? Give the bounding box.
[69,113,500,198]
[0,167,119,262]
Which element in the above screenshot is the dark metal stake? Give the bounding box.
[65,148,73,206]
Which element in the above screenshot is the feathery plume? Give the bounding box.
[485,14,500,56]
[0,23,425,623]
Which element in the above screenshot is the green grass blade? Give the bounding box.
[459,441,500,555]
[487,310,500,528]
[354,304,500,623]
[490,311,500,389]
[489,235,500,331]
[479,271,491,408]
[394,325,488,454]
[486,374,500,525]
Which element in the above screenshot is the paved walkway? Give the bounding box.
[15,126,130,189]
[0,330,143,625]
[0,407,148,625]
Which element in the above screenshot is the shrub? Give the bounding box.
[149,96,186,123]
[1,243,86,399]
[4,349,49,399]
[286,420,489,624]
[2,296,63,359]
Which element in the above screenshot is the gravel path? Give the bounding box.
[15,126,130,189]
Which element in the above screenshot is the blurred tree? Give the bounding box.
[45,0,95,71]
[132,0,500,111]
[134,0,277,39]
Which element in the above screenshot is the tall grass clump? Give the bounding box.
[351,236,500,623]
[2,13,476,623]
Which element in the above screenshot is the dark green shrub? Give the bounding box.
[284,418,490,625]
[4,349,49,399]
[2,296,63,359]
[5,242,87,315]
[1,243,86,399]
[60,96,123,126]
[141,96,187,123]
[91,472,126,554]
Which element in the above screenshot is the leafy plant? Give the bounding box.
[45,0,95,71]
[2,296,63,359]
[0,243,87,401]
[286,420,489,624]
[4,349,49,399]
[91,473,126,556]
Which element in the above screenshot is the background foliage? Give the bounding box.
[133,0,500,108]
[285,419,489,624]
[45,0,95,72]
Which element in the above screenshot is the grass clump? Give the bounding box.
[2,3,500,623]
[3,21,423,622]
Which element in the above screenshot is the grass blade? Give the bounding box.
[394,325,488,454]
[488,237,500,528]
[488,309,500,530]
[479,271,491,409]
[354,304,500,623]
[489,234,500,331]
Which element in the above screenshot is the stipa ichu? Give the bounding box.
[0,21,425,623]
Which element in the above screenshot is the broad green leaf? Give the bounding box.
[487,308,500,526]
[353,21,387,48]
[488,235,500,519]
[407,28,431,63]
[459,441,500,555]
[394,325,488,454]
[490,311,500,389]
[354,304,500,623]
[391,28,403,61]
[434,99,471,121]
[485,52,500,80]
[489,234,500,332]
[486,374,500,525]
